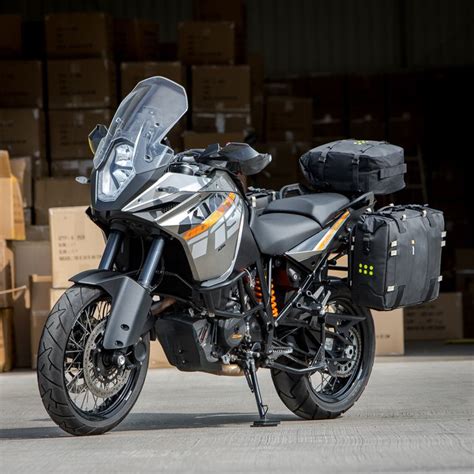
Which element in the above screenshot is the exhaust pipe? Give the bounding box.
[216,364,244,376]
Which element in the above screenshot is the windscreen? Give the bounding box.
[93,77,188,202]
[93,77,188,169]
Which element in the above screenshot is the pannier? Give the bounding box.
[350,205,445,311]
[300,139,406,195]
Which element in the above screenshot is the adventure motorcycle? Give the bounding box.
[37,77,382,435]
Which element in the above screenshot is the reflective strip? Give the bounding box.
[438,275,443,282]
[313,210,350,251]
[441,231,447,237]
[441,241,446,247]
[390,240,398,247]
[390,250,398,256]
[387,285,395,292]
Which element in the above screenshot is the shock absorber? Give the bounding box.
[254,277,279,318]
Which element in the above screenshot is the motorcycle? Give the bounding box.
[38,77,377,435]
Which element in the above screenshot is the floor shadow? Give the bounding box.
[0,412,298,440]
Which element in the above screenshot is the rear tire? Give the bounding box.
[271,284,375,420]
[37,284,149,436]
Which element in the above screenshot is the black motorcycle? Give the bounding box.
[37,77,383,435]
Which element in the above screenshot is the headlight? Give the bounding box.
[97,143,136,201]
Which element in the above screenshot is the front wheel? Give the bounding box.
[37,285,149,436]
[271,284,375,420]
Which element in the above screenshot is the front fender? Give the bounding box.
[70,270,152,350]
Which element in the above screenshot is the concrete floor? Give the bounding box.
[1,351,473,473]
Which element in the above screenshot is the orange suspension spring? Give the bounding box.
[254,278,279,318]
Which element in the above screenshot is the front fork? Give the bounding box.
[100,230,165,290]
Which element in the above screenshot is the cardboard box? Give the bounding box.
[0,308,13,372]
[120,61,185,98]
[149,340,172,369]
[51,159,93,178]
[248,52,265,97]
[0,150,25,240]
[266,97,313,142]
[45,12,113,58]
[178,21,235,65]
[49,109,112,159]
[47,59,116,109]
[372,309,405,355]
[194,0,245,27]
[10,237,51,368]
[255,142,301,189]
[0,108,45,158]
[0,61,43,108]
[0,239,14,308]
[251,96,265,139]
[34,178,91,225]
[192,112,250,133]
[0,15,22,57]
[183,131,244,150]
[30,275,52,369]
[404,293,463,340]
[10,157,32,207]
[26,225,50,241]
[455,270,474,338]
[349,115,386,141]
[49,206,105,289]
[192,65,250,112]
[313,113,345,139]
[306,74,346,109]
[50,287,64,309]
[114,19,159,61]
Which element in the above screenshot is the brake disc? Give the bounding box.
[335,327,362,378]
[83,320,130,398]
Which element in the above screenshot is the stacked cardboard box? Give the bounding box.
[114,19,159,61]
[46,13,116,178]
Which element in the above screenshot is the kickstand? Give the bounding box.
[244,358,280,427]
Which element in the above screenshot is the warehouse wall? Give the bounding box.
[1,0,473,75]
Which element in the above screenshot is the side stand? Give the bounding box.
[244,358,280,427]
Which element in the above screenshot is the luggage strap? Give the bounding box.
[379,163,407,179]
[317,142,337,183]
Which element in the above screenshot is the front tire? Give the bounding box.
[271,284,375,420]
[37,285,149,436]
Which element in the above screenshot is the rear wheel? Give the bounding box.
[271,284,375,420]
[37,285,149,436]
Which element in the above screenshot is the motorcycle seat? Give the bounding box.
[262,192,350,227]
[251,213,321,256]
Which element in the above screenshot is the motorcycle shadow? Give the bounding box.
[0,412,298,440]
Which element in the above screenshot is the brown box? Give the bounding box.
[49,109,112,159]
[50,287,64,309]
[49,206,105,289]
[0,15,22,57]
[0,108,45,158]
[307,74,346,109]
[25,225,50,241]
[194,0,245,27]
[372,309,405,356]
[248,52,265,98]
[178,21,235,65]
[255,142,300,189]
[349,115,386,141]
[183,131,244,150]
[0,61,43,108]
[30,275,52,369]
[45,12,113,58]
[192,65,250,112]
[34,178,91,225]
[10,156,32,208]
[149,340,172,369]
[0,308,13,372]
[0,150,25,240]
[114,19,159,61]
[120,61,185,98]
[47,59,116,109]
[51,159,94,178]
[11,237,51,368]
[266,97,313,142]
[313,113,345,139]
[192,112,250,133]
[0,239,14,308]
[404,293,463,340]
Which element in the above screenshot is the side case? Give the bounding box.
[351,205,445,310]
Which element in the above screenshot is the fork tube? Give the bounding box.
[138,236,165,290]
[99,231,123,270]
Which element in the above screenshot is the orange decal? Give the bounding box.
[182,193,236,241]
[313,210,350,251]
